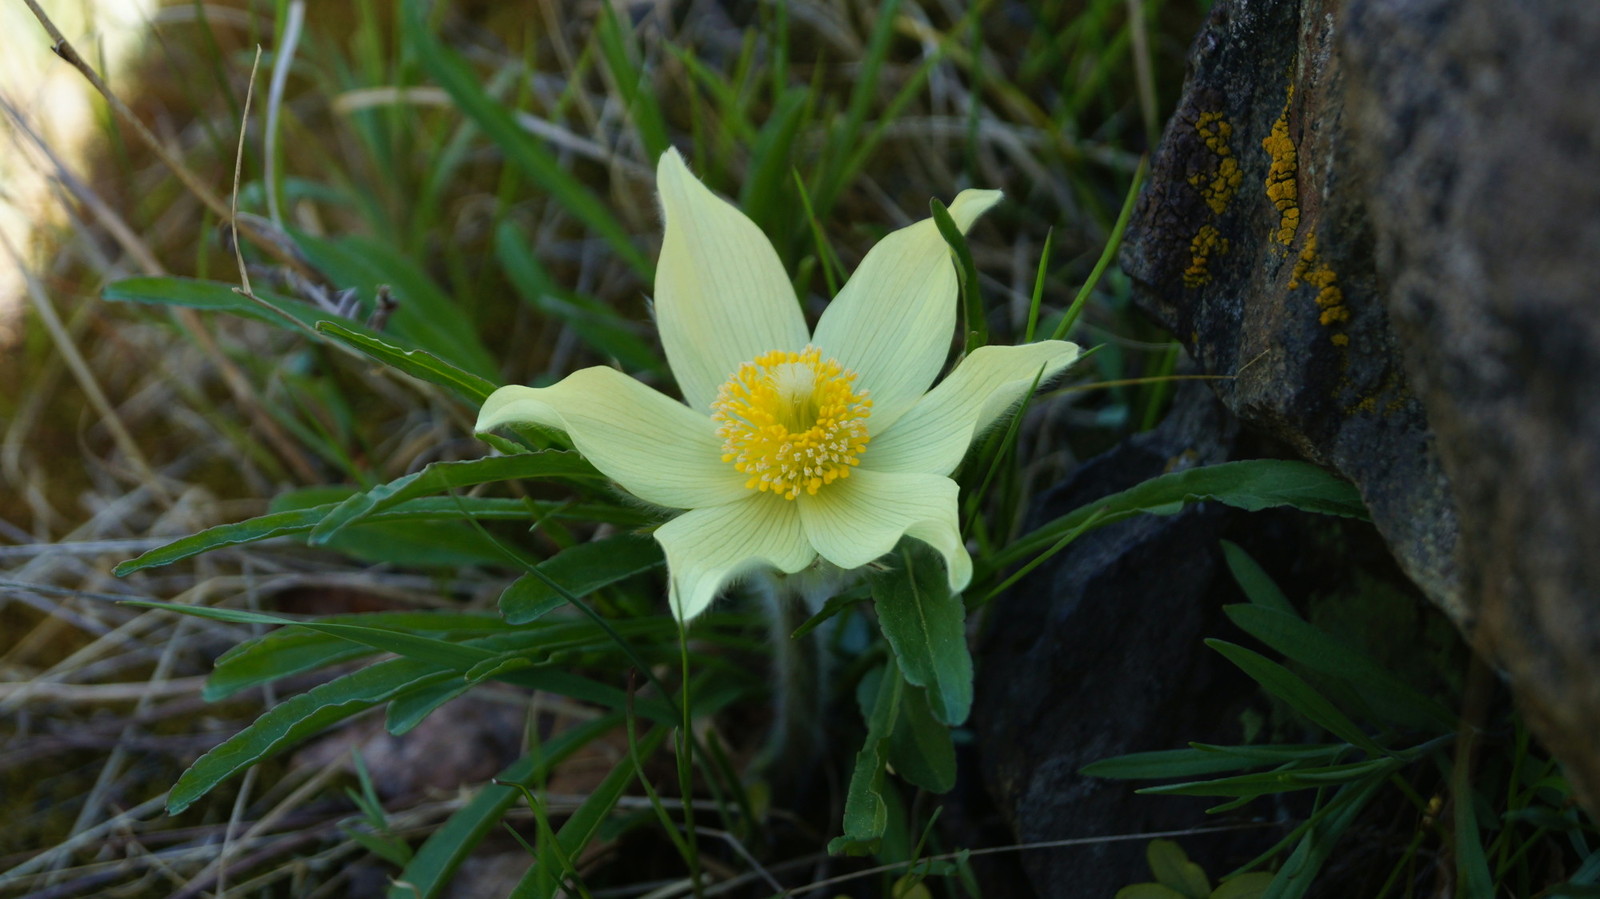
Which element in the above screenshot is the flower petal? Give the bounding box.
[655,148,810,412]
[812,189,1003,433]
[798,469,971,592]
[656,494,815,620]
[476,367,748,509]
[864,340,1081,476]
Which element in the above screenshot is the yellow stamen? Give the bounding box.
[711,346,872,500]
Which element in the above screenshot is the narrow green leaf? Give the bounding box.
[104,276,319,331]
[400,0,650,277]
[387,714,623,899]
[385,677,471,735]
[499,533,664,625]
[1218,541,1296,616]
[115,497,631,576]
[289,230,499,379]
[494,222,662,373]
[1114,886,1188,899]
[169,657,452,813]
[309,452,598,545]
[207,612,506,700]
[1223,605,1456,732]
[517,727,668,898]
[1137,758,1396,798]
[1081,747,1308,781]
[998,461,1368,570]
[1259,776,1386,899]
[1207,640,1386,757]
[1210,873,1275,899]
[930,197,986,353]
[593,3,669,159]
[316,320,497,404]
[870,541,973,726]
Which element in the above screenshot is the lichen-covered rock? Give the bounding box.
[1120,0,1600,815]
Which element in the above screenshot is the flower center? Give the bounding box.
[711,346,872,500]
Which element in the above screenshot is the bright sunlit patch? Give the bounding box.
[712,346,872,500]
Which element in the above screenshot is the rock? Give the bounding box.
[975,385,1265,894]
[1341,0,1600,818]
[1119,0,1600,815]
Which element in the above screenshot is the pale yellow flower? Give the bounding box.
[477,148,1079,620]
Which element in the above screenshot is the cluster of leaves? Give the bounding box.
[1087,544,1600,898]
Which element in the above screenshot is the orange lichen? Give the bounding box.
[1184,224,1229,286]
[1262,87,1299,245]
[1290,234,1348,345]
[1187,112,1242,215]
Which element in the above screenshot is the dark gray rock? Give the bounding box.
[1118,0,1600,816]
[1342,0,1600,818]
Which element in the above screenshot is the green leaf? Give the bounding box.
[1211,873,1276,899]
[1218,540,1297,616]
[499,533,664,624]
[1206,640,1386,757]
[206,612,506,700]
[1260,776,1385,899]
[930,197,986,354]
[1115,886,1189,899]
[515,726,668,898]
[1082,748,1292,781]
[1223,605,1456,733]
[169,657,452,814]
[1147,839,1212,898]
[316,320,497,404]
[114,497,606,575]
[998,461,1368,570]
[887,682,957,794]
[592,3,670,159]
[103,276,321,331]
[870,541,973,726]
[288,230,499,379]
[494,222,663,374]
[1137,758,1397,798]
[400,0,650,277]
[387,714,623,899]
[272,488,507,568]
[309,452,599,545]
[830,663,903,855]
[385,678,471,735]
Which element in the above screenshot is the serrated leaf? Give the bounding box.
[870,541,973,726]
[1000,461,1368,570]
[500,533,663,624]
[309,452,598,545]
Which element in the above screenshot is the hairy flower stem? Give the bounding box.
[753,575,831,779]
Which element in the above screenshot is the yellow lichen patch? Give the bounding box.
[1187,111,1242,215]
[1184,224,1229,286]
[1289,234,1348,345]
[1262,88,1299,245]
